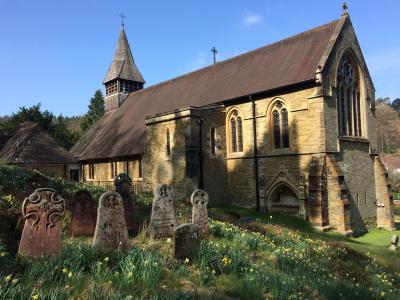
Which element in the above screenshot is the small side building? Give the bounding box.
[0,122,79,180]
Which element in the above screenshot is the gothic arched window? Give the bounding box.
[337,53,362,137]
[166,128,171,157]
[229,110,244,153]
[272,101,290,149]
[210,126,216,155]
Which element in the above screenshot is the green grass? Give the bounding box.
[1,214,400,299]
[209,203,400,269]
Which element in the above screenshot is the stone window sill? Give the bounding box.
[227,152,245,159]
[339,136,369,143]
[270,148,293,156]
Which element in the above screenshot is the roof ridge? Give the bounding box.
[129,18,340,98]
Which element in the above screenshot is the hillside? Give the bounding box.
[0,166,399,299]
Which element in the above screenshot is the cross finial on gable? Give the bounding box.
[342,2,348,17]
[119,13,126,28]
[211,47,217,64]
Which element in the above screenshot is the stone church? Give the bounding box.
[71,10,395,235]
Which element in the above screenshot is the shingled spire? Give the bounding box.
[103,25,145,112]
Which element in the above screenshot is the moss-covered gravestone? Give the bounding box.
[174,224,200,261]
[149,184,177,238]
[92,191,129,251]
[191,189,209,236]
[18,188,65,258]
[70,190,97,236]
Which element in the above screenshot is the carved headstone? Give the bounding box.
[149,184,177,238]
[93,191,129,251]
[191,189,209,235]
[389,234,399,251]
[114,173,135,235]
[174,224,200,261]
[69,190,97,236]
[18,188,65,257]
[26,173,49,192]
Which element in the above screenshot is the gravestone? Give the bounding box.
[191,189,209,235]
[69,190,97,236]
[26,173,49,192]
[18,188,65,257]
[114,173,135,235]
[92,191,129,251]
[174,223,200,261]
[148,184,177,238]
[389,234,399,251]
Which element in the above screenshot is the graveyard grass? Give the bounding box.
[1,166,400,299]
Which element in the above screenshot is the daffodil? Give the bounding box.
[68,272,73,279]
[5,274,12,281]
[184,258,190,264]
[127,272,133,278]
[103,257,109,262]
[32,294,39,300]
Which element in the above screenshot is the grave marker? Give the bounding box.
[148,184,177,238]
[191,189,209,235]
[174,224,200,261]
[69,190,96,236]
[18,188,65,257]
[93,191,129,251]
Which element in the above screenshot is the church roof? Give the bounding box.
[72,18,343,161]
[103,27,145,84]
[0,122,76,164]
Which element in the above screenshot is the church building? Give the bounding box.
[71,8,395,235]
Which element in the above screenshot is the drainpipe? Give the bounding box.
[251,96,260,211]
[196,116,204,189]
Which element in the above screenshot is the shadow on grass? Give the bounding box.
[209,203,400,267]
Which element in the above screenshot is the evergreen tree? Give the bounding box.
[0,103,80,150]
[80,90,105,132]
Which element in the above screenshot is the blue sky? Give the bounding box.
[0,0,399,116]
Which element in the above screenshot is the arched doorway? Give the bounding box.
[269,184,299,214]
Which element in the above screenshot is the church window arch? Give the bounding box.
[271,101,290,149]
[228,109,244,153]
[166,128,171,157]
[210,126,217,155]
[337,51,364,137]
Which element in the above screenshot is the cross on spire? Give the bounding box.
[119,13,126,28]
[342,2,348,17]
[211,47,217,64]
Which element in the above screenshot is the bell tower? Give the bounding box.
[103,19,145,112]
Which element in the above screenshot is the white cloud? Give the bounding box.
[243,13,262,27]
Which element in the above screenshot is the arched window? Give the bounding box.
[166,128,171,157]
[210,126,216,155]
[229,110,244,153]
[272,101,290,149]
[337,53,362,137]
